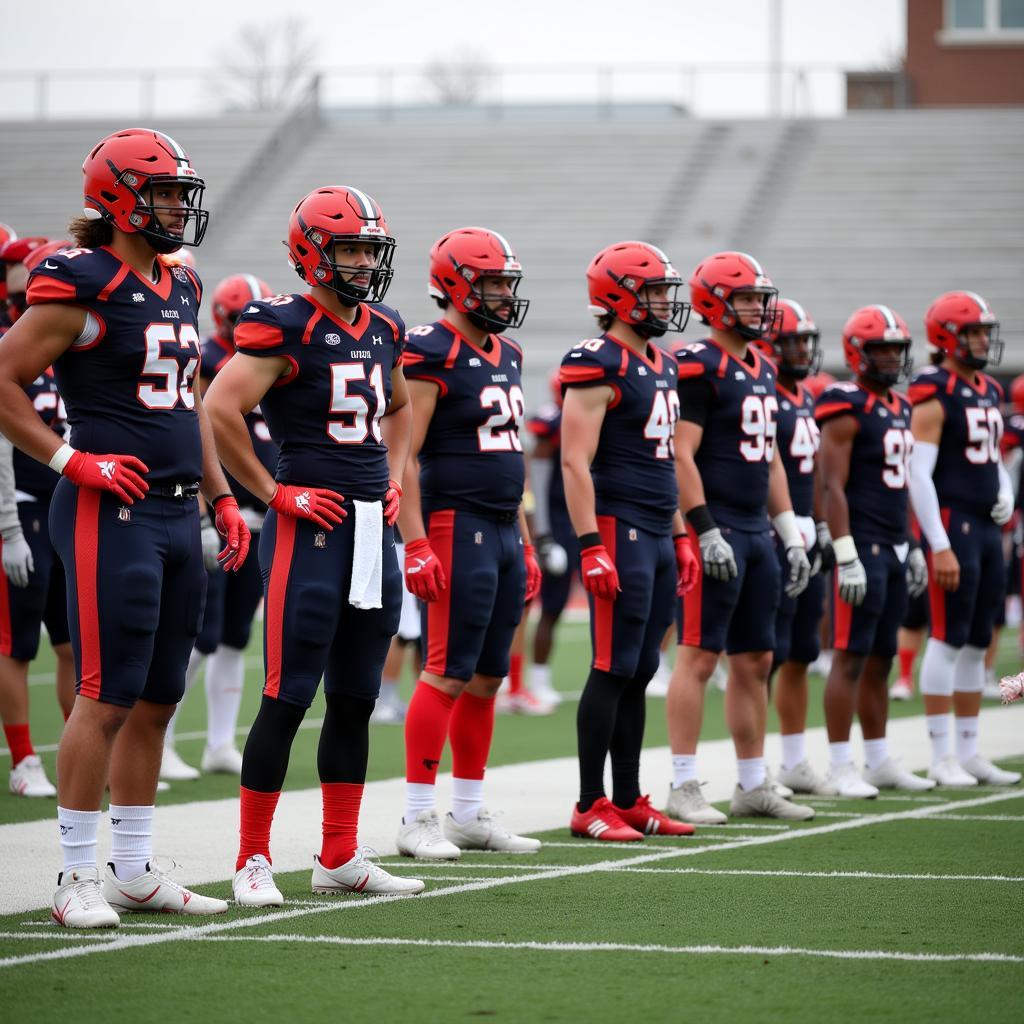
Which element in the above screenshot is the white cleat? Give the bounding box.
[823,762,879,799]
[777,759,832,795]
[312,848,425,896]
[729,780,815,821]
[9,754,57,797]
[665,780,728,825]
[863,756,937,791]
[982,669,1002,701]
[961,754,1022,786]
[888,679,914,701]
[766,767,794,798]
[529,676,563,707]
[52,867,120,929]
[104,858,228,915]
[160,745,199,781]
[927,754,979,787]
[233,854,283,907]
[370,700,406,725]
[396,809,461,860]
[808,650,833,678]
[498,691,556,716]
[201,743,244,774]
[710,661,728,693]
[646,667,670,698]
[443,808,542,853]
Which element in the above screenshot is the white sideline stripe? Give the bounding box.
[1,789,1020,970]
[195,934,1024,964]
[0,931,111,942]
[613,867,1024,883]
[910,813,1024,823]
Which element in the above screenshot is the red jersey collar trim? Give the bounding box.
[946,366,988,395]
[777,380,806,406]
[439,319,502,366]
[857,381,903,414]
[101,246,172,300]
[706,336,763,378]
[306,295,368,338]
[602,331,664,373]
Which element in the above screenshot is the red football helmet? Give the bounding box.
[689,250,779,341]
[804,370,836,401]
[1010,374,1024,415]
[762,298,822,380]
[586,241,689,338]
[0,223,15,304]
[82,128,208,254]
[23,240,70,274]
[286,186,394,306]
[924,291,1002,370]
[429,227,529,334]
[1,237,50,321]
[842,305,913,386]
[212,273,274,341]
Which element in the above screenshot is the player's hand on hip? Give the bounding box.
[535,534,568,576]
[62,450,149,504]
[697,527,737,582]
[383,479,402,527]
[784,544,811,598]
[214,495,251,572]
[674,533,700,596]
[931,546,960,592]
[269,483,346,529]
[523,544,542,603]
[580,544,619,601]
[200,522,221,571]
[1,529,34,588]
[404,537,447,602]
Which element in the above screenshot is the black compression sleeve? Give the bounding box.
[676,377,715,428]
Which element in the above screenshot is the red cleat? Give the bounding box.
[615,794,696,836]
[570,797,645,842]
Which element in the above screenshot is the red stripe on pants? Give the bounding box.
[592,515,617,671]
[264,515,297,700]
[682,523,704,648]
[424,509,456,676]
[74,489,102,700]
[833,574,853,651]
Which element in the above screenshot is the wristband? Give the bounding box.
[833,535,859,565]
[685,504,716,536]
[672,532,686,541]
[48,443,76,474]
[577,532,601,550]
[772,509,803,550]
[211,493,233,507]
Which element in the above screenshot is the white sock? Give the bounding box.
[737,756,766,792]
[204,645,245,751]
[671,754,698,787]
[658,650,671,674]
[829,741,852,769]
[927,713,951,763]
[378,679,400,705]
[109,804,154,880]
[780,732,806,770]
[863,737,889,771]
[166,647,206,746]
[955,716,979,764]
[404,783,436,824]
[530,664,552,691]
[57,807,101,874]
[450,777,484,824]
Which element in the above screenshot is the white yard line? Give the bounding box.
[1,788,1021,970]
[612,867,1024,882]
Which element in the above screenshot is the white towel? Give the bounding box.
[348,499,383,609]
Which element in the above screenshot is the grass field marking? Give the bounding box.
[612,867,1024,883]
[0,931,113,942]
[2,787,1021,971]
[923,812,1024,822]
[197,933,1024,965]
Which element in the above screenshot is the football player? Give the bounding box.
[205,186,424,904]
[161,272,278,781]
[395,227,542,859]
[0,129,248,927]
[561,241,699,842]
[669,252,812,824]
[909,292,1020,786]
[817,305,934,796]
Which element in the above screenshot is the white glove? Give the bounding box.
[1,529,34,588]
[906,545,928,598]
[535,534,568,577]
[991,493,1014,527]
[784,545,811,598]
[815,521,835,574]
[239,506,266,533]
[698,527,738,582]
[834,535,867,606]
[200,523,221,571]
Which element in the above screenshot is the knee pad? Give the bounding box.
[118,568,162,634]
[953,644,986,694]
[918,639,957,697]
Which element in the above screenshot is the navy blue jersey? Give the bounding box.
[233,293,404,501]
[526,401,566,515]
[776,381,819,518]
[403,319,525,517]
[908,366,1003,517]
[200,333,279,511]
[674,338,778,532]
[14,369,65,500]
[560,333,679,535]
[815,382,912,545]
[27,247,203,483]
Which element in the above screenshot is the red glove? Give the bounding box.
[674,533,700,597]
[213,495,251,573]
[269,484,346,529]
[404,537,447,602]
[383,479,402,526]
[580,544,619,601]
[63,451,149,504]
[523,543,542,603]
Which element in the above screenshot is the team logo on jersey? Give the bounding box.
[474,532,483,545]
[628,528,638,542]
[469,358,481,367]
[118,506,131,522]
[294,490,312,513]
[962,388,972,398]
[132,292,145,303]
[325,333,341,346]
[511,360,518,368]
[172,266,188,283]
[372,335,383,346]
[314,531,326,549]
[734,371,746,380]
[245,306,260,314]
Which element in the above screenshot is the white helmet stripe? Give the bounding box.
[963,290,989,314]
[152,130,191,174]
[343,186,378,220]
[489,229,515,258]
[243,274,263,300]
[736,251,765,277]
[872,304,898,329]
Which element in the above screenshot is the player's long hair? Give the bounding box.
[67,215,113,249]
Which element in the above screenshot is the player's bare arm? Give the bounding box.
[819,414,857,540]
[381,364,412,487]
[560,383,612,537]
[193,385,233,503]
[766,445,794,517]
[909,395,958,590]
[396,377,439,543]
[673,418,706,514]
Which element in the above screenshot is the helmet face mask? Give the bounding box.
[622,278,690,339]
[843,305,913,388]
[689,251,779,342]
[463,269,529,334]
[955,323,1002,370]
[861,341,913,387]
[776,331,822,380]
[925,291,1002,370]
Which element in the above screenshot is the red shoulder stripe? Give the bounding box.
[676,362,705,379]
[98,264,131,302]
[235,321,285,351]
[814,401,854,421]
[402,351,426,366]
[302,310,321,346]
[908,382,939,405]
[27,275,77,304]
[560,365,607,384]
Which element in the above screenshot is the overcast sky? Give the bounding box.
[2,0,905,119]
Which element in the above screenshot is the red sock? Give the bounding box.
[405,681,456,784]
[236,787,281,871]
[449,691,495,780]
[898,648,915,682]
[4,723,34,767]
[508,653,523,694]
[320,782,364,869]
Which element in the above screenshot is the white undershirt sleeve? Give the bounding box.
[909,441,950,552]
